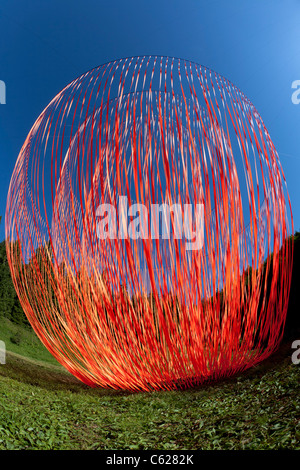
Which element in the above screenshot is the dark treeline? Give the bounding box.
[283,231,300,338]
[0,232,299,337]
[0,240,29,327]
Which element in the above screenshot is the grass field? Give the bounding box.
[0,318,299,450]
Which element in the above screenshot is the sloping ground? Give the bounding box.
[0,317,59,365]
[0,339,299,450]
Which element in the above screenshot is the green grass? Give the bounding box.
[0,317,60,366]
[0,320,299,450]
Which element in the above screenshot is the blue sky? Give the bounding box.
[0,0,300,241]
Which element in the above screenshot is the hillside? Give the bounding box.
[0,233,299,450]
[0,340,299,450]
[1,232,299,340]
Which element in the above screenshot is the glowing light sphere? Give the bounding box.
[6,57,293,391]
